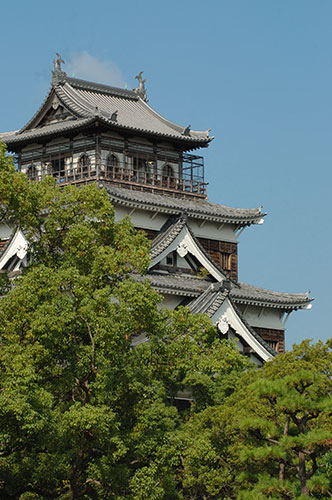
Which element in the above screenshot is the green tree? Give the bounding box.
[232,340,332,499]
[0,144,249,499]
[175,341,332,500]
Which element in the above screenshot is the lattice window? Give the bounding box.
[77,154,90,178]
[162,164,175,187]
[26,164,37,181]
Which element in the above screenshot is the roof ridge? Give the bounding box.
[150,216,187,259]
[65,76,138,100]
[189,282,229,315]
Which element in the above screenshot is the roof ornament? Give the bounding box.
[53,53,65,72]
[177,242,189,258]
[134,71,148,102]
[182,125,191,136]
[218,317,229,335]
[52,53,67,85]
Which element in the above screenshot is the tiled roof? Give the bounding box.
[135,272,210,297]
[231,282,313,309]
[2,73,212,147]
[56,79,211,143]
[189,282,230,316]
[1,118,94,145]
[102,183,265,225]
[140,269,312,311]
[188,283,277,357]
[150,216,187,259]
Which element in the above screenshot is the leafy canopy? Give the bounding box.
[0,144,250,499]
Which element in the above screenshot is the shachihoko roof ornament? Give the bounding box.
[53,53,65,72]
[133,71,148,102]
[1,55,212,149]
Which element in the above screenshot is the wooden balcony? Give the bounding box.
[28,163,208,198]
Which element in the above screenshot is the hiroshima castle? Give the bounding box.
[0,54,312,365]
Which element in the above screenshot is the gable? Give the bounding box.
[149,222,226,282]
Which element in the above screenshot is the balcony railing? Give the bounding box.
[27,163,208,197]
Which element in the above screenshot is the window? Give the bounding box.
[133,157,153,184]
[51,158,65,181]
[162,164,175,187]
[221,252,232,271]
[106,153,119,178]
[166,251,177,267]
[77,154,90,178]
[26,164,37,181]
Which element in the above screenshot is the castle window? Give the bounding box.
[133,156,153,184]
[27,164,37,181]
[166,251,177,267]
[162,164,175,187]
[51,158,65,181]
[221,252,232,271]
[106,153,119,178]
[77,154,90,178]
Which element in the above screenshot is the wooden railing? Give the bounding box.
[29,164,208,197]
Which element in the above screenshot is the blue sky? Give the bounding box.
[1,0,331,348]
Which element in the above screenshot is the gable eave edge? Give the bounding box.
[149,225,225,282]
[210,297,275,362]
[0,229,28,270]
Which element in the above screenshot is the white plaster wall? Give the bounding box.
[112,204,240,246]
[159,253,192,270]
[227,329,244,353]
[238,304,284,330]
[72,150,96,171]
[0,223,13,239]
[176,254,192,269]
[156,160,179,178]
[188,219,238,243]
[159,294,184,309]
[113,205,169,231]
[21,161,42,176]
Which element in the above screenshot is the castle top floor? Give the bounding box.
[0,56,213,199]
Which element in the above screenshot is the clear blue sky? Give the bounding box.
[1,0,331,348]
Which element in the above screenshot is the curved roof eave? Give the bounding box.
[231,281,314,310]
[101,183,265,225]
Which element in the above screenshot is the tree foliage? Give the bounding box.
[0,143,331,499]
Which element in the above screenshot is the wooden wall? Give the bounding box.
[253,327,285,354]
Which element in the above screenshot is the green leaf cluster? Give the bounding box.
[0,143,331,499]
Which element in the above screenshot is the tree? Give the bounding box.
[0,144,249,499]
[230,340,332,499]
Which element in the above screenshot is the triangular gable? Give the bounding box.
[20,88,78,133]
[189,283,275,362]
[149,219,226,282]
[211,297,276,362]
